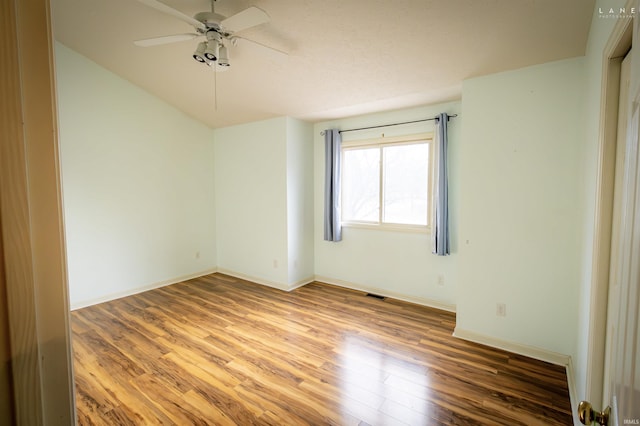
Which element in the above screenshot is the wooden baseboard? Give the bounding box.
[70,267,219,310]
[216,268,291,291]
[452,327,571,366]
[314,275,456,313]
[288,276,316,291]
[215,269,314,292]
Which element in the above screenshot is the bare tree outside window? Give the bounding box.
[383,144,429,225]
[341,135,432,229]
[342,148,379,222]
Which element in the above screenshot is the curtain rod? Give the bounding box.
[319,114,458,136]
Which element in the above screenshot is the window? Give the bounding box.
[341,133,433,230]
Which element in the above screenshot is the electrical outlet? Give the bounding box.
[195,251,200,259]
[496,303,507,317]
[437,275,445,286]
[273,259,278,268]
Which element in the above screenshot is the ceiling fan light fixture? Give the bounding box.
[218,44,230,67]
[193,42,207,63]
[204,42,218,61]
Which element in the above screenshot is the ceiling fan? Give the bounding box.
[134,0,285,71]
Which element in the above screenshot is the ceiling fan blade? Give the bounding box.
[221,6,269,33]
[234,36,288,59]
[134,33,200,47]
[136,0,206,31]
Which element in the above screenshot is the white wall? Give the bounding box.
[456,57,586,358]
[55,43,217,309]
[214,117,289,286]
[286,118,315,287]
[214,116,315,289]
[313,102,461,310]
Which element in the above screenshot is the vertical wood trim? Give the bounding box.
[587,55,622,407]
[586,11,633,408]
[0,0,44,422]
[17,0,75,423]
[0,202,15,426]
[0,0,75,423]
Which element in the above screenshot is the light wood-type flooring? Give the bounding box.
[71,273,573,425]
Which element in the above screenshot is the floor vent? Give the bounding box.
[366,293,386,300]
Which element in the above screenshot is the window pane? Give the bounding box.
[342,148,380,222]
[382,144,429,225]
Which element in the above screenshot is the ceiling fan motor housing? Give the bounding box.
[194,12,225,30]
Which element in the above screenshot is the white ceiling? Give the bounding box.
[51,0,595,129]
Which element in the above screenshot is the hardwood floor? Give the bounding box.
[71,273,573,425]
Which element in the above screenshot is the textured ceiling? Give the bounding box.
[51,0,595,128]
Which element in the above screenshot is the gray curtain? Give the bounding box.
[324,129,342,242]
[432,113,450,255]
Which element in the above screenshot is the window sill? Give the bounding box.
[342,221,430,234]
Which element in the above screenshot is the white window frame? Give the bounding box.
[341,132,434,233]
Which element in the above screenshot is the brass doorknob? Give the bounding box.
[578,400,611,426]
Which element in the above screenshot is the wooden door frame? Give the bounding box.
[586,7,633,408]
[0,0,75,423]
